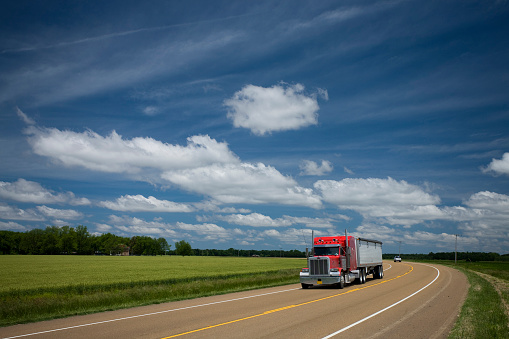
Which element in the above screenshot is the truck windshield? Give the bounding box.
[314,247,340,256]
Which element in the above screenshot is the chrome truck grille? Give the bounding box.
[309,257,329,275]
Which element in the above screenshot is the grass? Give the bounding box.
[0,255,305,327]
[420,260,509,339]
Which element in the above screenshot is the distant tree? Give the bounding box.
[0,231,22,254]
[59,226,77,254]
[175,240,192,256]
[75,225,92,254]
[157,237,170,255]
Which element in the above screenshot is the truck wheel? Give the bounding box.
[360,268,366,284]
[373,266,379,279]
[380,265,384,278]
[301,283,310,289]
[339,274,345,289]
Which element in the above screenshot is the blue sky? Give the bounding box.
[1,0,508,254]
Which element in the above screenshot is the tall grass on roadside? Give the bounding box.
[448,266,508,339]
[0,269,299,327]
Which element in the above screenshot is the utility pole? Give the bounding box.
[398,241,402,257]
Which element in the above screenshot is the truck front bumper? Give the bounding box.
[300,274,342,286]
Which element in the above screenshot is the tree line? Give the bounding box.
[0,227,170,256]
[0,227,305,257]
[187,248,305,257]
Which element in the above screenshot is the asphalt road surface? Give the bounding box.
[1,261,468,339]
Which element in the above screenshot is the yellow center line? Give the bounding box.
[161,264,414,338]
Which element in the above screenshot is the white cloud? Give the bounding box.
[100,194,194,213]
[0,221,28,231]
[353,223,397,242]
[0,203,44,221]
[300,160,333,176]
[315,177,442,226]
[36,205,83,220]
[193,201,251,214]
[95,223,113,233]
[483,152,509,176]
[108,215,178,237]
[224,83,320,135]
[261,227,317,245]
[163,162,322,208]
[25,127,239,174]
[0,179,90,205]
[176,222,232,241]
[217,213,292,227]
[463,191,509,215]
[212,212,340,229]
[284,216,336,229]
[23,123,322,209]
[105,215,232,242]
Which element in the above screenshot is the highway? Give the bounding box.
[1,262,468,339]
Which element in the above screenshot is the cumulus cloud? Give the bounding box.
[176,222,232,241]
[25,127,239,174]
[483,152,509,176]
[314,177,442,226]
[463,191,509,214]
[0,221,28,231]
[217,213,293,227]
[224,83,320,135]
[212,213,339,229]
[108,215,178,237]
[162,162,322,208]
[100,194,194,213]
[22,122,322,209]
[300,160,333,176]
[36,205,83,220]
[261,227,318,245]
[284,216,337,229]
[0,179,90,205]
[105,215,232,242]
[459,191,509,230]
[0,203,45,221]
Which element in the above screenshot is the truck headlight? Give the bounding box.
[301,268,309,273]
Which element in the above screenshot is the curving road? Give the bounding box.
[1,261,467,339]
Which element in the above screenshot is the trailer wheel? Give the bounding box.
[360,268,366,284]
[301,283,311,289]
[373,266,379,279]
[380,265,384,278]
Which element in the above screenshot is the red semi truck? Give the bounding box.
[300,234,383,289]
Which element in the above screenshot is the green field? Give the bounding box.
[0,255,305,326]
[0,255,305,292]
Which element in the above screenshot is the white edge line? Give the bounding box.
[2,287,300,339]
[321,263,439,339]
